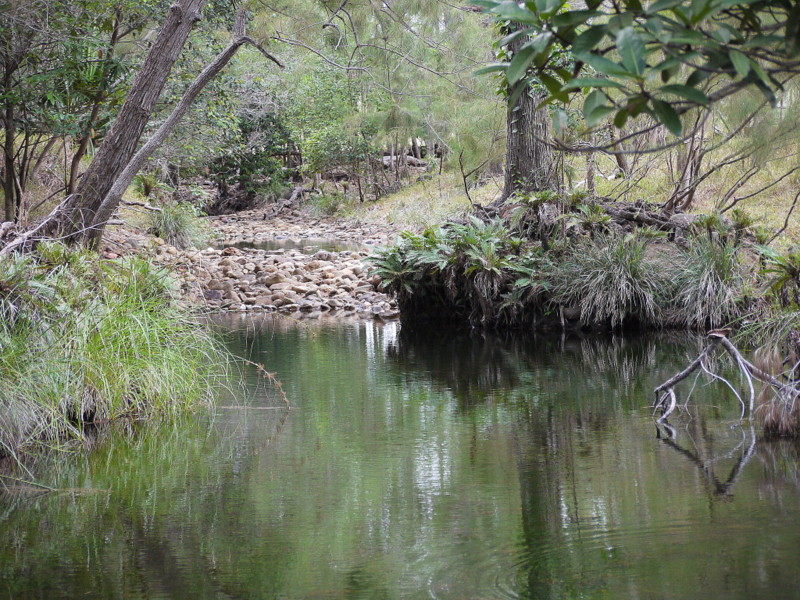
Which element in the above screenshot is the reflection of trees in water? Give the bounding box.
[758,440,800,495]
[389,326,800,599]
[389,326,701,420]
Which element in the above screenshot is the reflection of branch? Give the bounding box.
[657,424,757,496]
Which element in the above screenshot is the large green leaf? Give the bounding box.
[573,52,632,78]
[651,99,682,135]
[551,10,602,27]
[571,26,607,54]
[645,0,685,13]
[563,77,626,90]
[729,50,750,77]
[489,1,539,23]
[473,63,511,76]
[587,104,616,126]
[506,45,536,85]
[617,27,646,77]
[659,84,709,105]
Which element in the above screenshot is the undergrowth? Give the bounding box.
[148,200,211,249]
[370,215,754,330]
[0,243,227,460]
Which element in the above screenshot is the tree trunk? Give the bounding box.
[501,31,559,201]
[3,106,16,221]
[85,29,267,245]
[586,148,596,196]
[56,0,207,241]
[608,127,630,176]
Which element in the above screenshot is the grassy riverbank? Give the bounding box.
[0,242,226,460]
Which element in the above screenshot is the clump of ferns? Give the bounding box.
[504,189,567,243]
[755,245,800,309]
[498,252,552,323]
[559,202,613,238]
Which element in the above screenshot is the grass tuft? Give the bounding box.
[0,245,227,459]
[148,200,211,249]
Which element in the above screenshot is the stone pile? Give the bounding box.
[208,210,393,249]
[153,243,399,320]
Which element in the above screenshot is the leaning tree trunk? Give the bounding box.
[55,0,207,244]
[86,14,282,240]
[1,4,283,255]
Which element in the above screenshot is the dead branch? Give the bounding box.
[121,199,162,212]
[654,332,800,431]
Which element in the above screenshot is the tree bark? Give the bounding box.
[500,31,559,201]
[3,106,16,221]
[502,87,558,200]
[56,0,207,241]
[84,20,282,246]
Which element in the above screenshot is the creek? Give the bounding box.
[1,316,799,599]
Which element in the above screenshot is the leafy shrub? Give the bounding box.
[756,245,800,307]
[131,172,173,199]
[209,114,293,201]
[310,192,352,216]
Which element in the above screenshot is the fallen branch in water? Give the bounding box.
[653,331,800,435]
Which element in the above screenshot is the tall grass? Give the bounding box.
[545,233,666,327]
[148,200,211,249]
[0,243,227,459]
[669,237,746,328]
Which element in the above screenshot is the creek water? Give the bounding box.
[2,316,800,599]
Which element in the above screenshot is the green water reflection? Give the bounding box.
[1,316,799,599]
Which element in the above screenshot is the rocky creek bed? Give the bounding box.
[144,208,401,320]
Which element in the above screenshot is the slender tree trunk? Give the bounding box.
[56,0,207,241]
[3,106,16,221]
[500,30,559,201]
[586,148,596,196]
[608,127,630,176]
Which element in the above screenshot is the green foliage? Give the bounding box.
[369,218,528,324]
[0,245,226,458]
[309,192,352,216]
[474,0,800,136]
[209,114,293,199]
[671,237,746,328]
[148,201,211,249]
[546,232,664,327]
[561,202,612,235]
[373,212,753,331]
[757,245,800,307]
[302,123,376,177]
[131,172,173,199]
[693,211,732,239]
[730,207,756,231]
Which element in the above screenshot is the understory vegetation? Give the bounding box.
[0,243,226,459]
[370,206,756,332]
